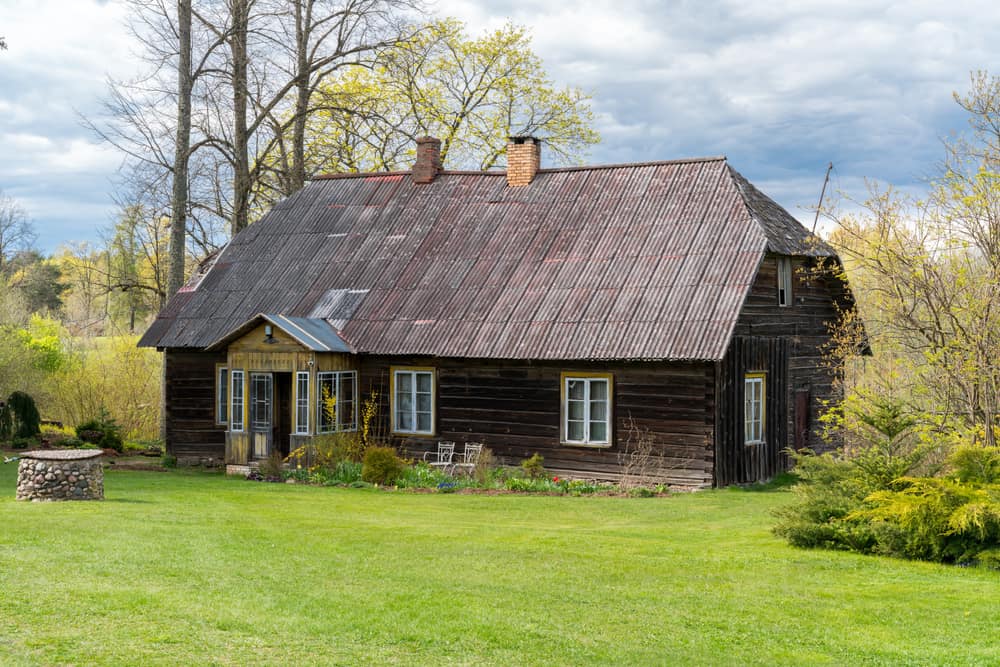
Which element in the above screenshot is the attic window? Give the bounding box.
[777,257,793,307]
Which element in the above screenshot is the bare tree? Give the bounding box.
[94,0,412,249]
[192,0,411,233]
[0,190,37,275]
[86,0,230,297]
[167,0,194,299]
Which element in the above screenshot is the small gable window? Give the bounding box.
[562,373,613,446]
[392,367,435,435]
[744,373,765,445]
[777,257,793,307]
[317,371,357,433]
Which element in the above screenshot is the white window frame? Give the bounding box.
[216,365,228,425]
[391,368,435,435]
[316,371,358,433]
[295,371,310,435]
[745,373,765,445]
[562,374,612,446]
[777,257,793,307]
[230,370,245,433]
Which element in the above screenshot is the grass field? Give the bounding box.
[1,463,999,666]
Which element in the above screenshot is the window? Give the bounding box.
[317,371,357,433]
[392,368,435,435]
[230,370,245,432]
[295,371,310,434]
[216,365,228,425]
[250,373,272,431]
[745,373,765,444]
[562,373,612,445]
[777,257,793,307]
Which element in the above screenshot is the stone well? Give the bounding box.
[16,449,104,501]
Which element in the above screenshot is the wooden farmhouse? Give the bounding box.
[139,136,859,487]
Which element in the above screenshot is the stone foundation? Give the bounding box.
[16,450,104,501]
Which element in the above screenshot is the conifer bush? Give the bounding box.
[0,391,41,442]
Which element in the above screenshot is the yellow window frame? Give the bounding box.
[560,371,614,447]
[390,366,437,436]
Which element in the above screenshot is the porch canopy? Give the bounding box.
[206,313,354,353]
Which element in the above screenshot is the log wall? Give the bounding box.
[721,254,849,483]
[359,358,716,488]
[715,337,789,485]
[164,349,227,462]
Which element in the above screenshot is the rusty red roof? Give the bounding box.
[139,158,834,360]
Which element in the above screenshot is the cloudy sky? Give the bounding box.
[1,0,997,252]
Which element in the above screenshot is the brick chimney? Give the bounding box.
[506,136,541,187]
[412,136,442,184]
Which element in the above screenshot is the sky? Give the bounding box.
[1,0,998,253]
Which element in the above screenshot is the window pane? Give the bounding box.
[567,420,585,441]
[340,400,355,430]
[231,371,244,432]
[296,373,309,434]
[417,412,432,432]
[218,368,228,423]
[416,372,432,393]
[590,380,607,401]
[589,421,607,442]
[397,410,412,431]
[568,380,585,400]
[567,399,585,421]
[590,400,607,421]
[397,372,412,393]
[318,374,337,433]
[416,392,431,413]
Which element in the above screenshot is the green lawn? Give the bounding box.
[1,464,998,666]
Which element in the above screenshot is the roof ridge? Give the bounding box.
[309,156,729,181]
[725,164,835,257]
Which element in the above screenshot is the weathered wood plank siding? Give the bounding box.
[164,349,226,461]
[715,337,789,485]
[359,358,716,488]
[719,255,847,484]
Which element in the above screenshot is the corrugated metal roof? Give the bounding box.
[139,158,834,361]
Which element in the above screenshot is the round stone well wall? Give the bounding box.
[16,449,104,501]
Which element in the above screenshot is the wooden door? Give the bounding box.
[250,373,273,458]
[794,388,810,451]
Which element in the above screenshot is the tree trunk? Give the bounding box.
[288,0,312,195]
[230,0,251,235]
[167,0,193,300]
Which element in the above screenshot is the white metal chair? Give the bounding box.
[453,442,484,475]
[423,441,455,471]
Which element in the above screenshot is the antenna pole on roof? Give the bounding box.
[812,162,833,234]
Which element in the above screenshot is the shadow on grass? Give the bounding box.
[735,471,799,492]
